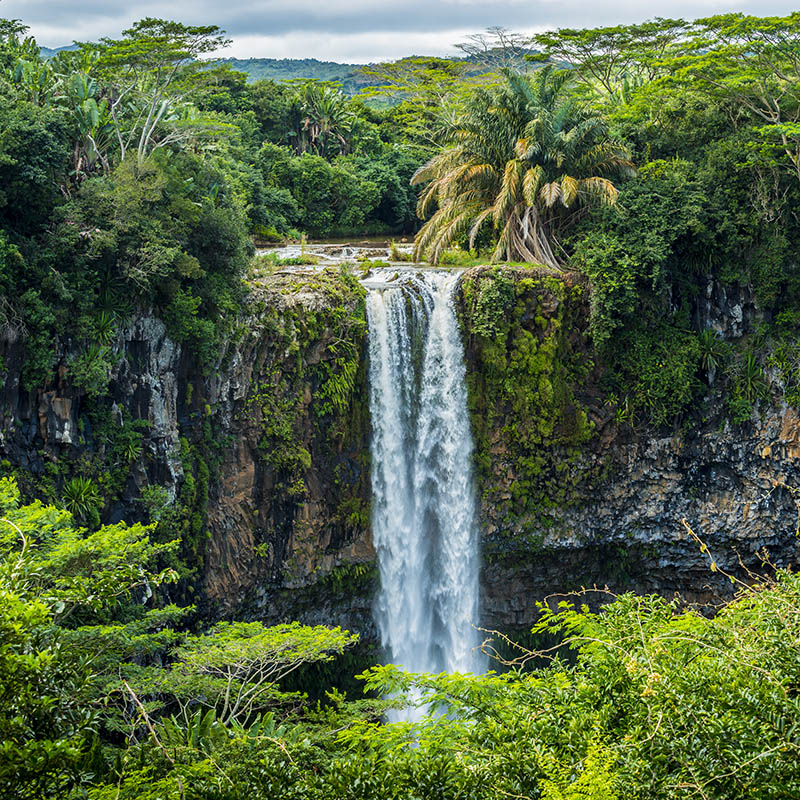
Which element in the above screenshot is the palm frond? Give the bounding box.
[468,207,495,249]
[416,180,441,218]
[539,181,562,208]
[432,210,476,263]
[561,175,579,207]
[578,176,620,205]
[492,215,515,262]
[522,165,545,206]
[494,160,523,224]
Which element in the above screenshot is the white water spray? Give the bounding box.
[366,271,484,697]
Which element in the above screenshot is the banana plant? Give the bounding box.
[62,71,114,182]
[9,53,113,185]
[157,708,306,758]
[11,58,57,105]
[0,27,40,74]
[158,708,228,755]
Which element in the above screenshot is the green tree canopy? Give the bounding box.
[89,18,231,164]
[532,18,688,96]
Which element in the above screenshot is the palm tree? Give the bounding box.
[287,81,355,159]
[412,67,635,267]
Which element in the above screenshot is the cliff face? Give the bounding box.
[458,266,800,631]
[1,266,798,641]
[0,269,375,631]
[198,272,374,624]
[480,405,800,629]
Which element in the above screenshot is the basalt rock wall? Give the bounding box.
[458,266,800,631]
[0,270,375,633]
[1,266,798,641]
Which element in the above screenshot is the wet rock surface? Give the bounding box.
[481,410,800,630]
[1,268,798,641]
[0,272,374,632]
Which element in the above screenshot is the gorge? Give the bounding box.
[2,261,799,649]
[7,11,800,793]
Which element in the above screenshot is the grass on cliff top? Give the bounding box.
[433,247,558,270]
[248,263,362,290]
[248,243,562,280]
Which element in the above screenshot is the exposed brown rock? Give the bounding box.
[1,269,798,644]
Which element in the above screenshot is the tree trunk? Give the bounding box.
[510,206,561,269]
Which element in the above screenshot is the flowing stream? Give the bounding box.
[365,270,484,702]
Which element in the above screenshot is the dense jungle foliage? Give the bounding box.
[0,17,425,391]
[3,477,800,799]
[3,10,800,799]
[3,13,800,426]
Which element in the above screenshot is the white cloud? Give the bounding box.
[221,30,474,62]
[3,0,800,61]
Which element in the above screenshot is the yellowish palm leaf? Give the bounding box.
[493,160,523,225]
[561,175,579,207]
[539,181,562,208]
[468,206,495,249]
[522,165,544,206]
[416,180,441,218]
[579,176,619,205]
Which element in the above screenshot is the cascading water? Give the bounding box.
[366,270,484,707]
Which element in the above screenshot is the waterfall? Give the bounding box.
[366,270,484,697]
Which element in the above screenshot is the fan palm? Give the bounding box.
[412,67,635,267]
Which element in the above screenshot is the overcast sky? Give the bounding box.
[2,0,799,62]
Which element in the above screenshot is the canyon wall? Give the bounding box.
[1,266,798,641]
[459,268,800,630]
[0,270,374,632]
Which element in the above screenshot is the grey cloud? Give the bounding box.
[3,0,800,53]
[10,0,547,39]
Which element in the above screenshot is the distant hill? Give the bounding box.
[37,49,541,97]
[37,48,376,95]
[39,44,79,58]
[218,52,542,94]
[217,58,375,95]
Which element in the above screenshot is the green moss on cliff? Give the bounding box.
[247,269,366,468]
[243,268,371,577]
[605,322,702,427]
[459,267,595,549]
[176,435,212,581]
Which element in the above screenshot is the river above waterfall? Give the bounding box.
[259,239,416,265]
[365,271,485,718]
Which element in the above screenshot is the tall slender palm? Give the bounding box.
[412,67,635,267]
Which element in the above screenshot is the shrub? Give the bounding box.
[62,476,101,524]
[609,323,701,426]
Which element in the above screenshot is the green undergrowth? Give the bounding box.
[603,321,703,427]
[459,267,595,551]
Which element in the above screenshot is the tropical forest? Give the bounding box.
[2,8,800,799]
